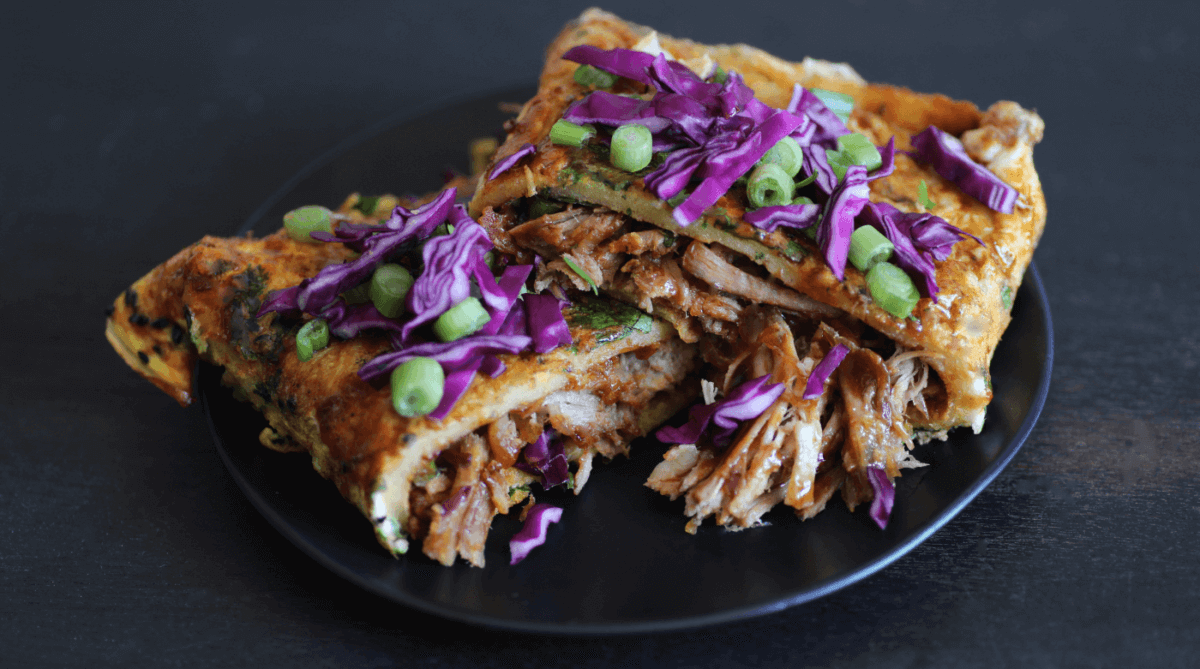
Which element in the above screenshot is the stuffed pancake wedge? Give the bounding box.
[105,190,697,566]
[470,9,1046,531]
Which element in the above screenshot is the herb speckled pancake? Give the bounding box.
[470,8,1046,433]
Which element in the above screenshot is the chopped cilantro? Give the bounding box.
[565,297,655,343]
[561,256,599,294]
[917,180,937,210]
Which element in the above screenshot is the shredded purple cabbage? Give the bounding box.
[257,185,579,422]
[656,375,784,446]
[400,217,494,341]
[258,189,456,318]
[670,110,803,226]
[801,144,841,195]
[867,466,894,529]
[325,302,406,340]
[476,262,533,335]
[427,357,484,421]
[441,485,472,514]
[910,126,1018,214]
[479,355,506,378]
[358,334,532,383]
[743,203,821,233]
[562,45,657,85]
[561,46,809,226]
[488,142,537,180]
[509,503,563,565]
[802,344,849,399]
[868,137,896,182]
[523,293,572,353]
[517,431,571,490]
[497,299,528,337]
[786,84,850,148]
[860,202,980,297]
[816,165,871,280]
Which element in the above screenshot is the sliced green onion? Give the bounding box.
[917,179,938,210]
[711,65,729,84]
[836,133,883,172]
[792,196,815,206]
[866,261,920,318]
[610,123,653,172]
[811,88,855,124]
[757,136,804,178]
[296,319,329,362]
[747,163,794,208]
[794,171,817,189]
[433,297,490,342]
[561,256,599,294]
[848,225,894,272]
[825,148,852,182]
[573,64,618,88]
[1001,286,1013,310]
[283,205,333,243]
[391,357,444,418]
[341,283,371,305]
[369,264,414,319]
[549,120,596,147]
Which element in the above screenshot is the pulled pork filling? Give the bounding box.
[407,338,696,565]
[483,201,948,532]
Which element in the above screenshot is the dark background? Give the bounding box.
[4,0,1198,666]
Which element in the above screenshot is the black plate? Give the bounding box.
[202,87,1053,635]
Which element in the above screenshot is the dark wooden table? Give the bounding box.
[5,1,1197,665]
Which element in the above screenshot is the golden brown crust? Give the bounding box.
[105,220,694,563]
[470,8,1047,432]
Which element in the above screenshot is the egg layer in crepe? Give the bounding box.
[105,196,696,567]
[470,9,1045,530]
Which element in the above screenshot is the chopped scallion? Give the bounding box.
[826,148,852,183]
[917,179,938,210]
[811,88,855,124]
[610,123,652,172]
[369,264,414,319]
[390,357,444,418]
[836,133,883,172]
[848,225,894,272]
[866,261,920,318]
[433,297,490,342]
[747,163,794,208]
[296,319,330,362]
[757,136,804,178]
[573,64,618,88]
[549,120,596,147]
[283,205,333,243]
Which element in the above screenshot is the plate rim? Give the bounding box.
[206,88,1054,635]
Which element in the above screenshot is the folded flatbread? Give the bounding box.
[470,9,1046,530]
[106,193,696,566]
